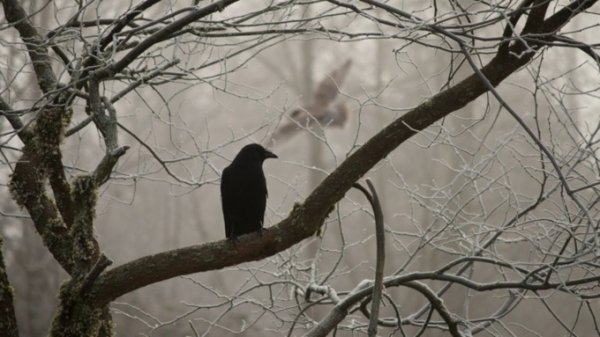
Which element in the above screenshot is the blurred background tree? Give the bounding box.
[1,0,600,336]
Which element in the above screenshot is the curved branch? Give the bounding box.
[89,9,588,304]
[359,292,402,328]
[92,48,533,307]
[353,180,385,337]
[402,281,462,337]
[366,179,384,337]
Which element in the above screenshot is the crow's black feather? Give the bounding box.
[221,143,277,241]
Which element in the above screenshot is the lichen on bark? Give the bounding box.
[0,237,19,337]
[70,175,100,275]
[51,281,104,337]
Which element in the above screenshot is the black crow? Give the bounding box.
[221,143,277,241]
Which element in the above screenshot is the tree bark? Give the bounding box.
[0,237,18,337]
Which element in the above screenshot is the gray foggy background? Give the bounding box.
[2,0,600,336]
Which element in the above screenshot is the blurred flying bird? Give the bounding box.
[221,143,278,241]
[267,59,352,146]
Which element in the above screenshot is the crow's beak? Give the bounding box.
[264,150,278,159]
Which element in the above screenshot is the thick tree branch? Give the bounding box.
[9,172,75,275]
[10,162,74,265]
[499,0,536,55]
[91,38,540,306]
[0,237,18,337]
[1,0,58,94]
[37,107,75,227]
[543,0,597,33]
[522,0,550,34]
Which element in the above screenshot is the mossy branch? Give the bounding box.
[80,255,113,296]
[9,148,76,273]
[70,176,101,275]
[0,237,18,337]
[34,106,75,226]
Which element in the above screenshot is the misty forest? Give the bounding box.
[2,0,600,336]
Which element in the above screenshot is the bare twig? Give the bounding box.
[92,0,242,79]
[109,60,181,104]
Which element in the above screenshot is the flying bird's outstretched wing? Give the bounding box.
[267,60,352,146]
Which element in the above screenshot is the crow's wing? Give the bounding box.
[221,165,239,239]
[221,163,268,239]
[237,165,267,232]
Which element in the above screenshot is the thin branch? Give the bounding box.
[64,115,94,137]
[548,35,600,70]
[109,59,181,103]
[92,0,242,79]
[365,179,384,337]
[116,122,198,185]
[99,0,162,50]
